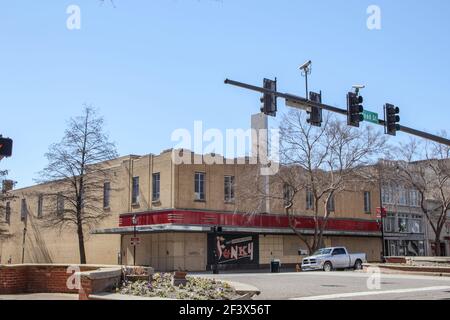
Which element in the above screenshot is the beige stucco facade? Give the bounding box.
[1,150,383,270]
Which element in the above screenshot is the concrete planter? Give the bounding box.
[89,279,260,301]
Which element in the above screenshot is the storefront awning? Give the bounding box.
[92,223,381,237]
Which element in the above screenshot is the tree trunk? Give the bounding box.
[434,237,442,257]
[77,221,87,264]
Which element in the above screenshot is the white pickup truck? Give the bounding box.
[301,247,366,272]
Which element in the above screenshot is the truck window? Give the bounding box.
[333,248,346,255]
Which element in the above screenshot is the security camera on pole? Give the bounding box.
[299,60,312,99]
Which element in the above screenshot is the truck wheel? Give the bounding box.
[354,260,363,270]
[323,262,333,272]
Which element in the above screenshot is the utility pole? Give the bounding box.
[132,214,137,266]
[377,163,387,261]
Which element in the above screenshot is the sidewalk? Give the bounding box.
[189,267,298,275]
[0,293,78,300]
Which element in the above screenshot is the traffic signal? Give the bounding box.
[347,92,364,127]
[384,104,400,136]
[0,137,13,158]
[260,78,277,117]
[308,91,323,127]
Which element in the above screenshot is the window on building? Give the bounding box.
[56,193,64,216]
[398,187,407,205]
[37,194,43,218]
[410,215,423,234]
[398,214,408,233]
[306,189,314,210]
[103,182,111,209]
[409,190,420,207]
[381,186,389,204]
[152,173,160,202]
[224,176,235,202]
[194,172,206,201]
[364,191,371,213]
[132,177,139,205]
[20,198,27,221]
[385,213,396,233]
[327,194,335,212]
[382,185,394,205]
[387,240,398,256]
[5,201,11,224]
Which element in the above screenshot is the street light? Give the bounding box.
[132,214,137,266]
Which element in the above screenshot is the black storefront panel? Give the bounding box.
[207,233,259,270]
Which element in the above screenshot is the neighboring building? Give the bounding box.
[381,183,427,256]
[0,150,383,271]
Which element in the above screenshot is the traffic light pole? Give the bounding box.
[224,78,450,147]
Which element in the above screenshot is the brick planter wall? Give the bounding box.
[384,257,407,264]
[0,264,121,298]
[0,265,27,294]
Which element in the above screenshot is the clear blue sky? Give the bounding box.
[1,0,450,188]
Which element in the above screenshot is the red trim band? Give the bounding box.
[119,210,381,233]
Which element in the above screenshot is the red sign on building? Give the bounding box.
[376,207,387,219]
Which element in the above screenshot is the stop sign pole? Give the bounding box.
[132,214,138,266]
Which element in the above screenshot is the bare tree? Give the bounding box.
[237,111,388,254]
[394,136,450,256]
[37,106,118,264]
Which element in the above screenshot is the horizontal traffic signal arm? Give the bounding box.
[224,78,450,147]
[225,78,348,116]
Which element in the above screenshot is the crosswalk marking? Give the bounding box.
[291,286,450,300]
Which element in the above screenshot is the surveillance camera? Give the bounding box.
[299,60,312,70]
[352,84,365,89]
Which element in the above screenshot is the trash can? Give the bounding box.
[270,259,281,273]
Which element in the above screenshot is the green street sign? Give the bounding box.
[363,110,379,124]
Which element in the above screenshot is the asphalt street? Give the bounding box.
[1,271,449,300]
[198,271,450,300]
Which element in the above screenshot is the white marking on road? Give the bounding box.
[198,271,450,282]
[291,286,450,300]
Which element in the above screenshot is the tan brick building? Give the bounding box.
[0,149,383,271]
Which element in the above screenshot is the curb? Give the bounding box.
[363,263,450,277]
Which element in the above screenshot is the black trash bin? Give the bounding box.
[270,259,281,273]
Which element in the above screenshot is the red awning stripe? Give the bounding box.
[119,210,380,233]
